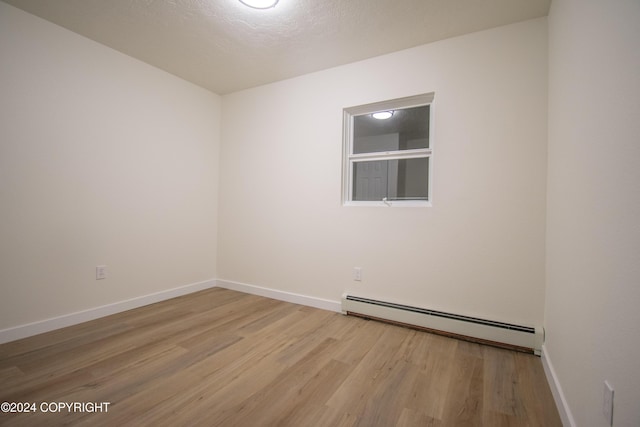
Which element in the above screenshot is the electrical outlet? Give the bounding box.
[96,265,107,280]
[603,380,614,426]
[353,267,362,281]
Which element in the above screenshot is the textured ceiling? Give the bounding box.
[2,0,550,94]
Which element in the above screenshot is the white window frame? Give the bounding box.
[342,93,434,207]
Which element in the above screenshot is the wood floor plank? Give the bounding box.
[354,359,418,426]
[441,341,485,426]
[396,408,442,427]
[483,345,521,418]
[205,338,342,426]
[274,358,353,426]
[0,288,562,426]
[324,324,411,415]
[398,330,457,420]
[512,351,563,426]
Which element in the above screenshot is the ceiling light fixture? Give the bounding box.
[239,0,279,9]
[372,111,394,120]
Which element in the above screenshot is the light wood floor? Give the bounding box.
[0,288,561,426]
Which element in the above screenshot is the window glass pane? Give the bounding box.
[352,158,429,201]
[353,105,430,154]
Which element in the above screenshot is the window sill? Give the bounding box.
[343,200,432,208]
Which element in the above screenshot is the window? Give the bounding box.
[342,93,434,207]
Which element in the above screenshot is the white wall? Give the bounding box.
[545,0,640,426]
[219,18,548,326]
[0,3,221,331]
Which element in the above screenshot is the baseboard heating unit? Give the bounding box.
[342,294,543,355]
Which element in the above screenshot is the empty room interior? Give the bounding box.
[1,0,638,425]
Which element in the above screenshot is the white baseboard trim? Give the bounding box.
[541,344,576,427]
[0,279,216,345]
[216,279,342,313]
